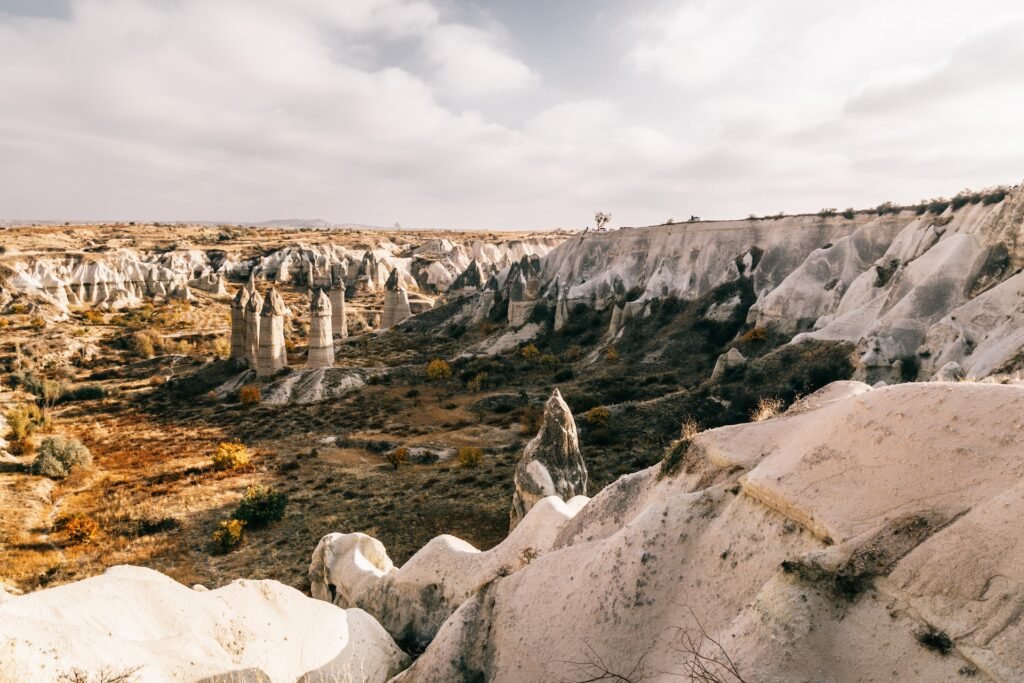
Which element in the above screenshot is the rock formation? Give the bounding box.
[229,287,249,362]
[329,278,348,339]
[396,381,1024,681]
[553,287,570,332]
[307,289,334,369]
[450,258,485,297]
[511,388,588,527]
[711,347,747,381]
[309,495,588,651]
[0,565,408,681]
[380,268,412,329]
[243,288,263,368]
[256,287,286,377]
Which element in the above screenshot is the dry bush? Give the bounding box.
[239,385,261,405]
[61,514,100,545]
[28,315,46,330]
[584,406,610,427]
[660,418,702,478]
[456,446,484,468]
[31,436,93,480]
[519,343,540,360]
[387,447,409,470]
[739,327,768,344]
[425,358,452,382]
[211,337,231,359]
[750,397,784,422]
[130,331,157,358]
[211,441,250,471]
[467,372,487,393]
[212,518,245,554]
[605,346,619,362]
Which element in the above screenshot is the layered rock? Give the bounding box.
[398,381,1024,681]
[511,389,588,527]
[307,289,334,369]
[380,269,412,329]
[0,565,408,681]
[256,287,286,377]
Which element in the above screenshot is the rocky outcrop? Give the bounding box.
[229,287,249,362]
[243,288,263,368]
[505,255,542,327]
[256,287,286,377]
[553,287,570,332]
[397,381,1024,682]
[711,347,746,381]
[329,280,349,339]
[307,289,334,369]
[380,269,412,329]
[309,495,588,651]
[511,389,588,528]
[0,565,408,681]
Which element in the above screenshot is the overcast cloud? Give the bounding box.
[1,0,1023,228]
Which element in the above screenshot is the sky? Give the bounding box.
[1,0,1023,229]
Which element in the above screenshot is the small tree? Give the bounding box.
[211,442,250,471]
[456,447,484,468]
[594,212,611,230]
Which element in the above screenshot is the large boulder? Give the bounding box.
[511,389,588,527]
[309,494,588,651]
[0,565,408,682]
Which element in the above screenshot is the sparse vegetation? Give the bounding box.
[584,406,610,427]
[750,396,784,422]
[30,436,92,480]
[211,441,250,471]
[212,518,246,553]
[61,514,100,545]
[456,447,484,468]
[425,358,452,382]
[387,447,410,470]
[239,384,261,405]
[233,484,288,527]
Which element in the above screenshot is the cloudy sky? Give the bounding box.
[1,0,1023,229]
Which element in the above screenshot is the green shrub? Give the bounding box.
[30,436,92,480]
[233,485,288,527]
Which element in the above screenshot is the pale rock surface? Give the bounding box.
[256,287,287,376]
[553,288,570,332]
[399,382,1024,682]
[380,269,412,329]
[0,565,408,682]
[710,347,746,381]
[243,289,263,368]
[229,287,249,361]
[309,495,588,651]
[306,289,334,369]
[932,361,966,382]
[329,281,348,339]
[260,368,372,405]
[511,389,588,527]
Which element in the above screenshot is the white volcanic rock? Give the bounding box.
[329,280,349,339]
[511,389,588,528]
[260,368,370,405]
[309,495,588,651]
[256,287,287,377]
[307,289,334,369]
[553,288,570,332]
[244,288,263,368]
[0,565,408,682]
[380,269,412,329]
[398,381,1024,682]
[710,347,746,381]
[932,361,967,382]
[229,287,249,361]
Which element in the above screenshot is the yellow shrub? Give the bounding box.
[239,385,261,405]
[456,447,484,468]
[584,406,610,427]
[467,372,487,393]
[211,442,250,471]
[63,514,100,545]
[425,359,452,382]
[740,327,768,343]
[605,346,619,361]
[212,518,245,553]
[519,344,540,360]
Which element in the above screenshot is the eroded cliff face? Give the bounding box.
[536,186,1024,381]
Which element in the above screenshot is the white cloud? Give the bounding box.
[423,23,536,96]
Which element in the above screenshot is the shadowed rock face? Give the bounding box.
[511,388,588,528]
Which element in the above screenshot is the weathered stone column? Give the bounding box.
[244,289,263,368]
[554,289,570,332]
[307,290,334,369]
[329,281,348,339]
[230,287,250,361]
[257,287,287,377]
[380,269,412,329]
